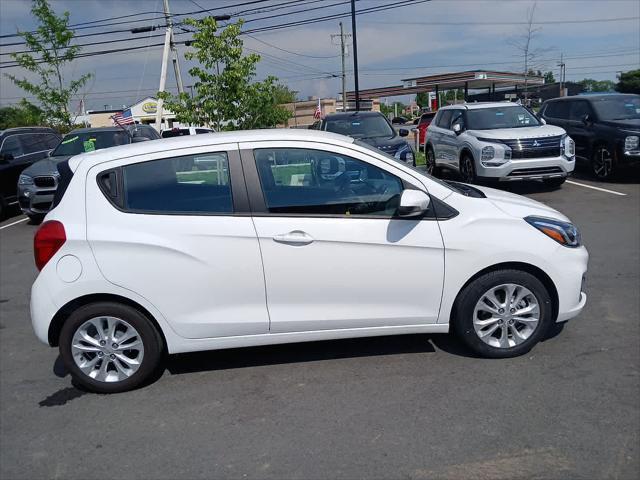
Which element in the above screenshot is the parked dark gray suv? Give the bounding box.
[0,127,61,219]
[18,125,160,221]
[540,94,640,179]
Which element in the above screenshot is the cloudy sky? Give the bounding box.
[1,0,639,111]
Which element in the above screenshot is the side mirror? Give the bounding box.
[452,123,462,135]
[398,128,409,137]
[398,189,430,218]
[539,117,546,125]
[581,114,591,125]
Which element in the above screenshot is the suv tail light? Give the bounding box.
[34,221,66,271]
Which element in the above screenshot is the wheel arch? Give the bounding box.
[459,145,475,162]
[48,293,167,349]
[450,261,559,323]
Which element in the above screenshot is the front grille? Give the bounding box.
[500,135,563,159]
[508,167,564,177]
[33,176,57,188]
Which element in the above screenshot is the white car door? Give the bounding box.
[85,144,269,339]
[241,141,445,334]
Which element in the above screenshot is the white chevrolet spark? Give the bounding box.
[31,129,587,393]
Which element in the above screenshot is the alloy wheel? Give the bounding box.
[71,316,145,382]
[426,149,436,175]
[592,147,613,179]
[460,156,475,183]
[472,283,540,349]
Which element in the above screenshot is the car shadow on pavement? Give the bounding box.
[166,334,439,375]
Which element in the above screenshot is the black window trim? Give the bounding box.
[239,146,457,221]
[96,148,251,216]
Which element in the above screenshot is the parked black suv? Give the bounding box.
[540,94,640,179]
[0,127,61,218]
[315,111,415,164]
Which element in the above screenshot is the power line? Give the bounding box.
[243,32,340,59]
[363,16,640,25]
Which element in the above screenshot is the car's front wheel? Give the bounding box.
[591,145,615,180]
[425,147,437,175]
[459,152,477,184]
[452,270,553,358]
[59,302,164,393]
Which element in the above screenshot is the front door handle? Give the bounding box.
[273,230,314,246]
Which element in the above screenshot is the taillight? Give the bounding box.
[34,220,66,271]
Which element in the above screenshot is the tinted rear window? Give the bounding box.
[161,129,191,138]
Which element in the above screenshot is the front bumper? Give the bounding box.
[17,184,56,216]
[622,150,640,164]
[476,155,576,181]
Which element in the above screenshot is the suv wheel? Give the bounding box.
[452,270,552,358]
[591,145,614,180]
[459,152,477,184]
[425,147,437,175]
[59,302,164,393]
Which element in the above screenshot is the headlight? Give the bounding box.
[625,135,639,151]
[525,216,581,248]
[481,146,495,161]
[561,134,575,158]
[18,174,33,185]
[394,145,414,163]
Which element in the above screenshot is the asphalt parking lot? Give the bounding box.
[1,165,639,480]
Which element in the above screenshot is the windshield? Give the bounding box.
[324,115,395,139]
[591,96,640,121]
[52,130,130,156]
[354,139,454,192]
[466,106,540,130]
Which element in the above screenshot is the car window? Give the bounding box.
[436,110,453,129]
[195,129,212,134]
[53,131,130,156]
[465,106,540,130]
[323,115,395,139]
[122,152,233,214]
[0,135,24,158]
[21,134,55,154]
[133,127,159,140]
[161,128,191,138]
[543,101,570,120]
[419,113,435,125]
[450,110,465,129]
[254,148,403,217]
[45,134,60,149]
[569,101,592,122]
[591,96,640,121]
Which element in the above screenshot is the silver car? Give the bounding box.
[424,102,576,187]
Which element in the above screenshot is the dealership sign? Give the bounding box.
[142,101,157,114]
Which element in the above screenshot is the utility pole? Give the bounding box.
[331,23,351,112]
[350,0,360,111]
[557,53,566,97]
[155,0,185,131]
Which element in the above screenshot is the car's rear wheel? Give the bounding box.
[591,145,615,180]
[59,302,164,393]
[452,270,553,358]
[425,147,437,175]
[459,152,477,184]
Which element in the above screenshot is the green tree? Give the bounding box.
[415,92,430,109]
[5,0,91,129]
[578,78,616,92]
[272,83,297,104]
[616,69,640,94]
[0,99,44,129]
[158,18,290,130]
[543,71,555,83]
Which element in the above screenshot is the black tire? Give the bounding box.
[459,152,477,184]
[27,213,45,224]
[0,195,6,220]
[543,177,567,189]
[452,269,553,358]
[591,144,615,180]
[59,302,164,393]
[425,146,437,176]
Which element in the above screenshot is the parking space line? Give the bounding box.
[0,218,28,230]
[566,180,627,197]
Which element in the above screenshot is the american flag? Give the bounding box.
[313,98,322,119]
[112,109,135,126]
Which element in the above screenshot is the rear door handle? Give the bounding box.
[273,230,314,246]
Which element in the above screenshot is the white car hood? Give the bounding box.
[467,124,565,139]
[473,184,570,222]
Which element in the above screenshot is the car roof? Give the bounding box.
[0,126,58,137]
[438,102,521,111]
[544,93,638,103]
[323,111,385,120]
[68,129,355,171]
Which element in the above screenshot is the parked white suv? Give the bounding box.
[425,102,576,187]
[31,129,587,393]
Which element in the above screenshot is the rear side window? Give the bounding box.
[543,101,569,119]
[0,135,24,158]
[161,129,190,138]
[569,101,592,121]
[122,153,233,214]
[436,110,453,129]
[195,129,212,134]
[21,133,59,154]
[419,113,435,125]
